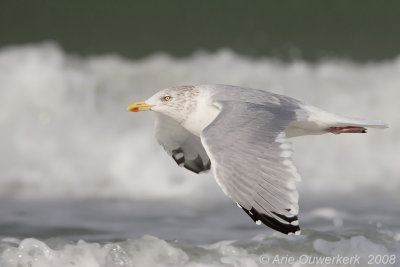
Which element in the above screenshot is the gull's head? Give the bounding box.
[127,85,199,123]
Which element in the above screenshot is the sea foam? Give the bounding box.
[0,42,398,200]
[1,232,399,267]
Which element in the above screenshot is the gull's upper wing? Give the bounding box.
[155,113,210,173]
[200,98,302,234]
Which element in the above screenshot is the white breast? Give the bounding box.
[181,94,220,137]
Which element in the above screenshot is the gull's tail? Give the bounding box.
[286,104,388,138]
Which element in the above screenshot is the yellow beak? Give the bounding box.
[127,101,154,112]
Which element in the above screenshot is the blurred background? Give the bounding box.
[1,1,400,61]
[0,1,399,265]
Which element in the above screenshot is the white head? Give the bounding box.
[127,85,199,123]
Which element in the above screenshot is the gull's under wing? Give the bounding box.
[154,113,210,173]
[200,100,302,234]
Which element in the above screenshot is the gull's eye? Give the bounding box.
[162,96,171,101]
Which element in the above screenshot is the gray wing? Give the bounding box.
[155,113,210,173]
[200,99,302,235]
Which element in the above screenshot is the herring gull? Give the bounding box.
[127,84,387,235]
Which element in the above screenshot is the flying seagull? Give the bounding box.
[127,84,387,235]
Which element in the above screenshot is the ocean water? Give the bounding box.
[0,43,399,266]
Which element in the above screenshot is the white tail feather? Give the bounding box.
[287,104,388,138]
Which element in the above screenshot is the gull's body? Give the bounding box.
[128,84,387,235]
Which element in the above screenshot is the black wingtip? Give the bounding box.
[172,149,211,174]
[242,207,300,235]
[172,148,185,165]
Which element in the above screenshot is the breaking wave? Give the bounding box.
[0,42,398,200]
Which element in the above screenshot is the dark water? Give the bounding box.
[1,1,400,61]
[1,193,399,244]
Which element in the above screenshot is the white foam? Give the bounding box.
[0,42,399,200]
[1,233,398,267]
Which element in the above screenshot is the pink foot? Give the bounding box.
[327,126,367,134]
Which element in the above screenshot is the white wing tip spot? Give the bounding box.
[288,230,301,236]
[291,220,299,226]
[255,220,262,225]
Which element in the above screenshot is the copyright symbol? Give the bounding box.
[259,254,269,264]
